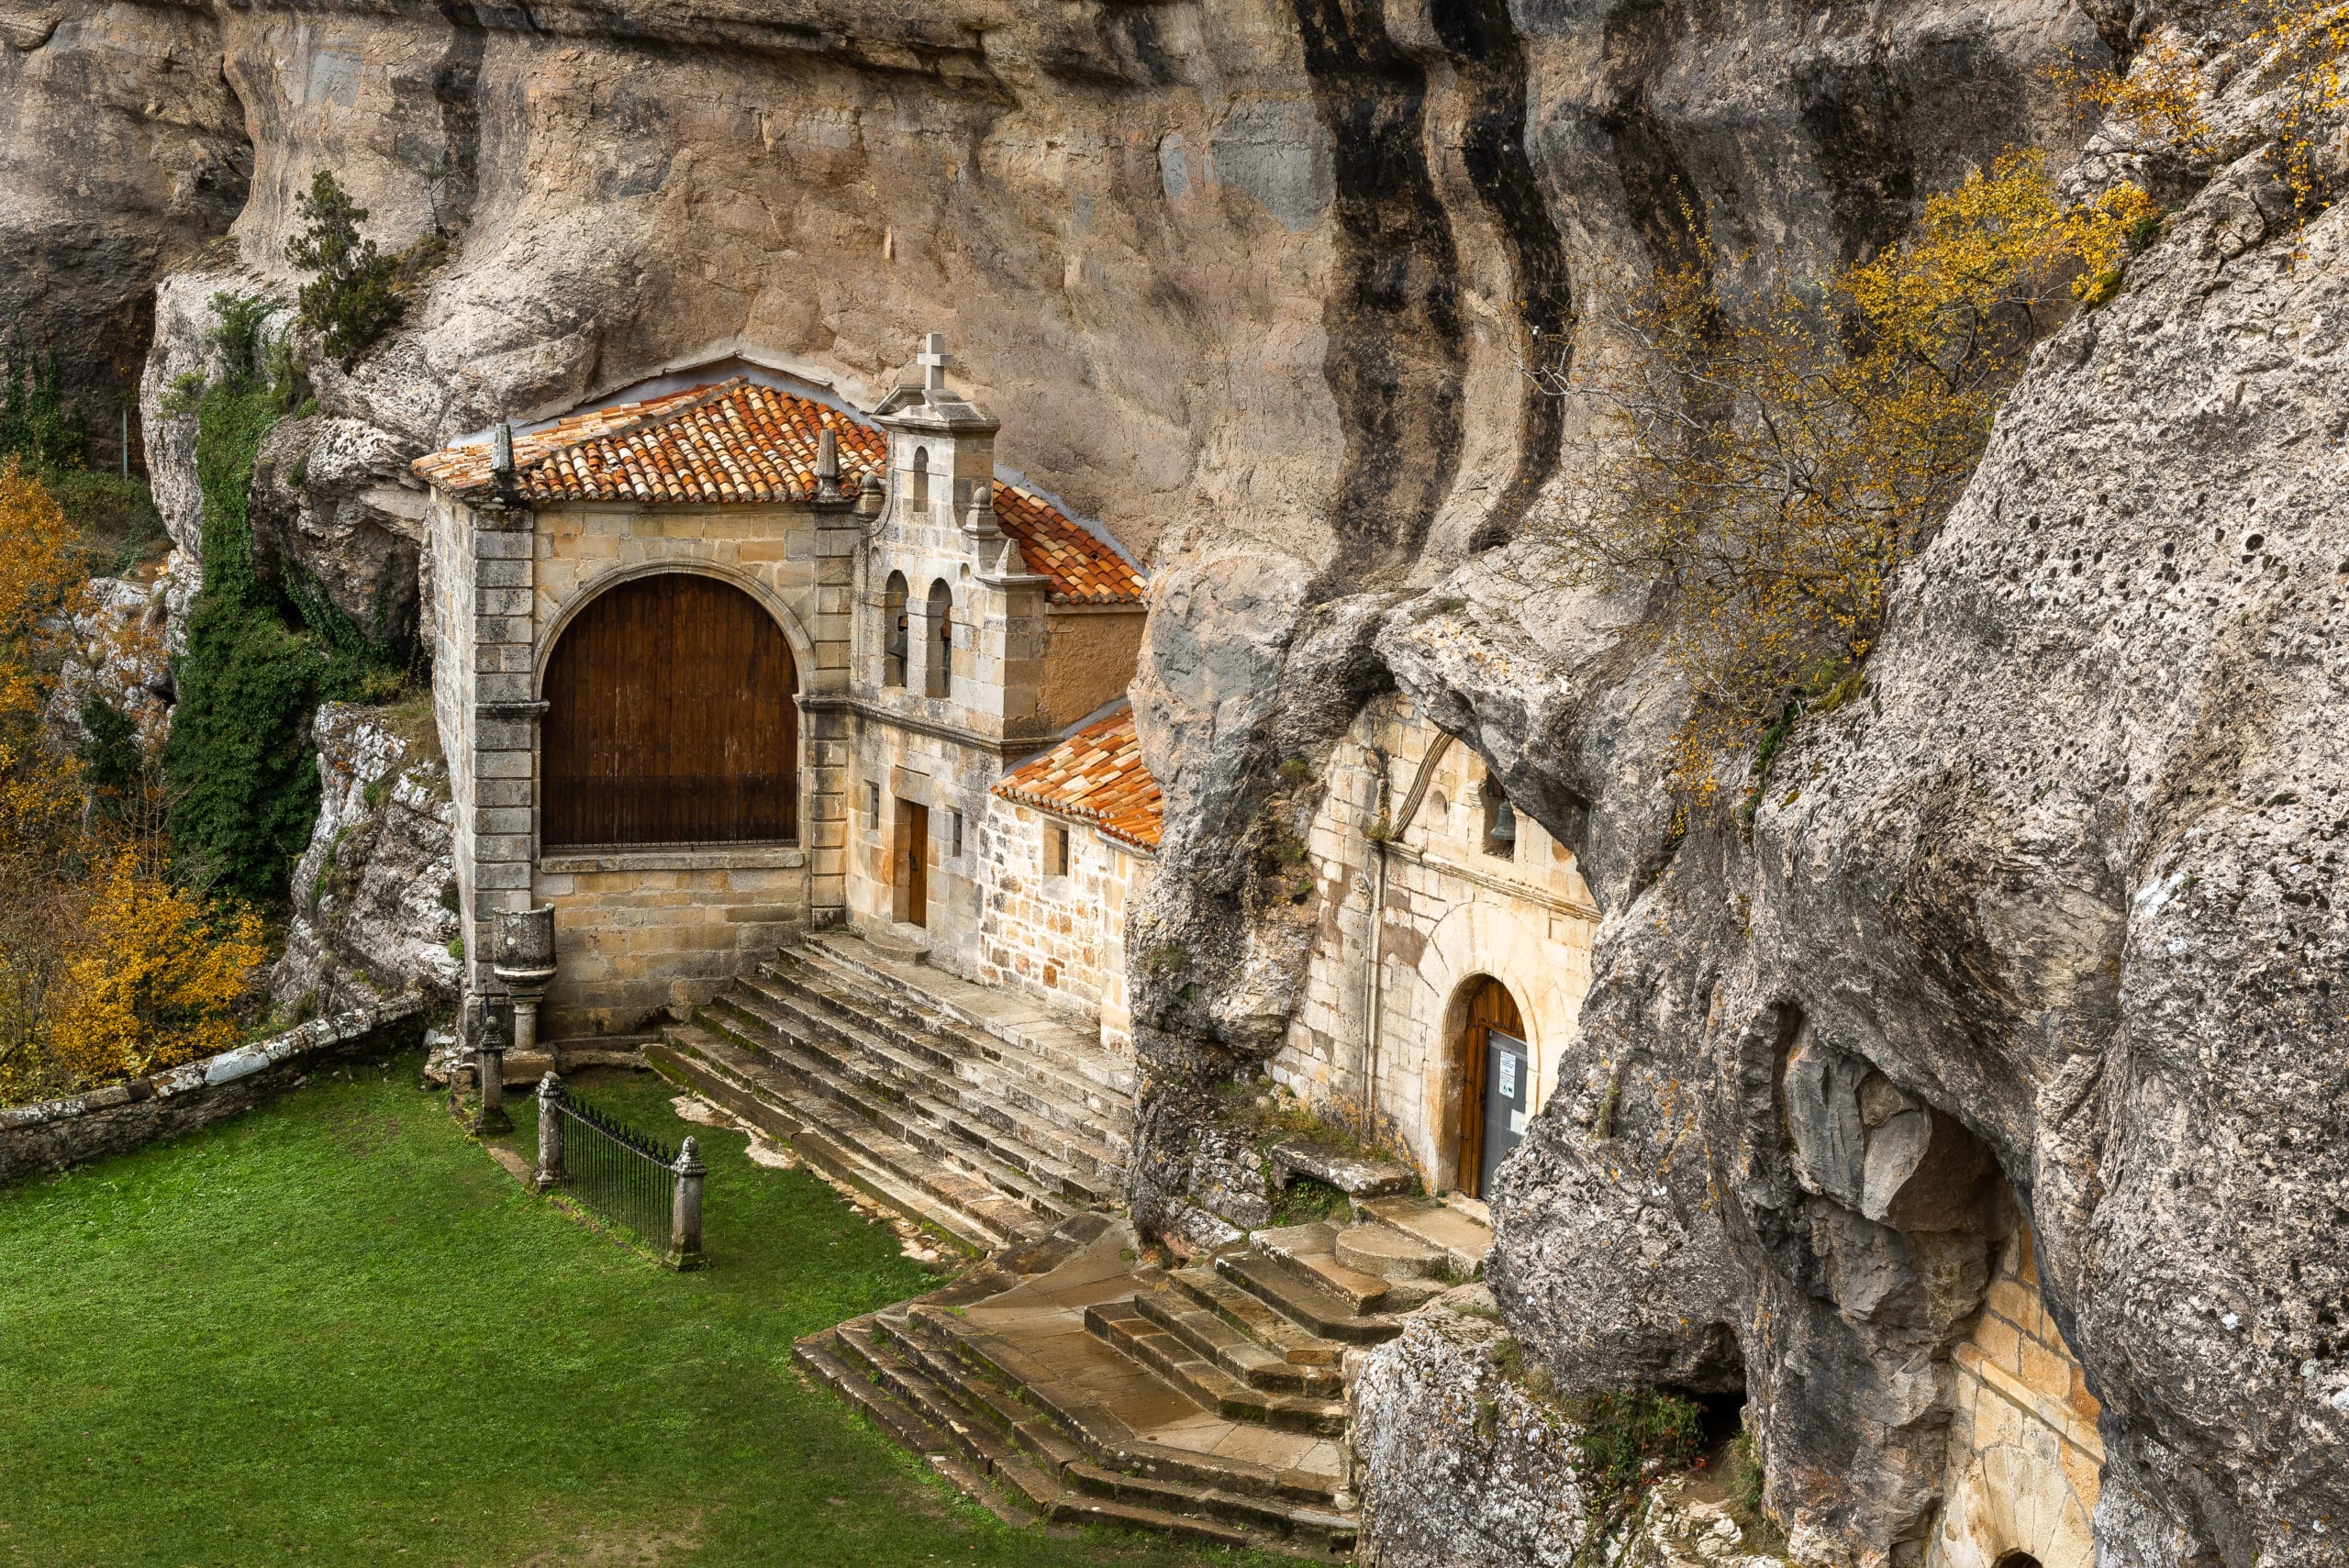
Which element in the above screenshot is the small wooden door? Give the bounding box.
[1456,978,1528,1198]
[895,800,930,928]
[542,573,797,846]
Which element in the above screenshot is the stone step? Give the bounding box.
[770,949,1137,1142]
[740,969,1130,1175]
[803,931,1137,1099]
[1215,1249,1405,1346]
[1165,1264,1346,1369]
[1085,1298,1348,1436]
[801,1325,1321,1555]
[1333,1221,1441,1280]
[903,1301,1345,1511]
[695,990,1108,1211]
[650,1027,1046,1252]
[686,1006,1082,1228]
[1252,1223,1395,1313]
[1358,1193,1495,1279]
[702,995,1108,1213]
[1130,1271,1344,1396]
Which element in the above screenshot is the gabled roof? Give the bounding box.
[411,377,1143,606]
[993,705,1162,854]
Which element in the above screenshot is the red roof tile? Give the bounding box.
[412,377,1143,605]
[993,705,1162,853]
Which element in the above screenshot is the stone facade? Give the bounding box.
[974,798,1146,1053]
[419,346,1145,1042]
[1931,1225,2103,1568]
[1275,692,1599,1191]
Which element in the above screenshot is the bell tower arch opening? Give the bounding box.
[882,571,908,687]
[924,579,954,699]
[541,572,800,848]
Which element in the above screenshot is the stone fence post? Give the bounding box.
[472,1006,512,1136]
[666,1136,706,1272]
[534,1073,563,1193]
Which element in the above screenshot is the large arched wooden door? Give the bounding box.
[541,574,798,847]
[1456,976,1528,1199]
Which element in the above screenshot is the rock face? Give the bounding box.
[14,0,2343,1562]
[273,702,460,1014]
[0,0,248,457]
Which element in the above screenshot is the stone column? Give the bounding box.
[533,1072,564,1192]
[666,1137,707,1272]
[807,466,862,925]
[472,1006,512,1136]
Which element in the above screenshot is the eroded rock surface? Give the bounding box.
[273,701,460,1014]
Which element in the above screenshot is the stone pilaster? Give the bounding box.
[807,492,860,922]
[465,505,540,1009]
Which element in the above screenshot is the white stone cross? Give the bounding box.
[918,331,953,393]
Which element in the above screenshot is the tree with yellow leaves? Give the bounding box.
[0,458,269,1101]
[1531,153,2158,813]
[47,848,268,1084]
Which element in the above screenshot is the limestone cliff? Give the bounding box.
[11,0,2342,1562]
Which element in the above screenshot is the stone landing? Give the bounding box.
[800,1198,1496,1556]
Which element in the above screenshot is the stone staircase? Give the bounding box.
[798,1198,1494,1556]
[648,929,1134,1255]
[648,927,1497,1553]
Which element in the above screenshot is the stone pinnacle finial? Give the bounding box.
[918,331,953,395]
[492,421,515,477]
[815,427,841,501]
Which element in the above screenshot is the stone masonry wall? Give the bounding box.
[1276,692,1598,1189]
[975,798,1144,1054]
[1929,1224,2104,1568]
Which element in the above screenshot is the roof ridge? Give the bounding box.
[524,375,751,471]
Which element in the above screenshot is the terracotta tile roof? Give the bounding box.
[412,377,1142,605]
[993,705,1162,853]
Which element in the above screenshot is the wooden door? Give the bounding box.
[542,573,798,847]
[896,800,930,927]
[1456,978,1526,1198]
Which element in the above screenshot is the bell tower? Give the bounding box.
[874,332,1002,551]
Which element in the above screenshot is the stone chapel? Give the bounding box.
[411,335,2105,1566]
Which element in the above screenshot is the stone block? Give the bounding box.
[2018,1335,2076,1402]
[475,749,534,779]
[476,673,534,703]
[477,806,533,837]
[476,861,533,890]
[476,558,531,588]
[478,586,533,617]
[473,530,533,559]
[478,779,533,807]
[474,615,534,645]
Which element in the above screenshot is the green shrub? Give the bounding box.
[0,347,85,472]
[1568,1387,1707,1564]
[285,171,405,369]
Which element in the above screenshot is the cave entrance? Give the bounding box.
[1455,975,1527,1198]
[541,573,799,847]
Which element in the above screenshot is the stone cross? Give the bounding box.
[918,331,952,394]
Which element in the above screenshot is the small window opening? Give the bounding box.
[882,571,907,687]
[925,579,953,699]
[867,781,881,821]
[951,810,965,858]
[1481,780,1517,860]
[909,446,930,518]
[1045,824,1070,877]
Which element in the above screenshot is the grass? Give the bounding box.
[0,1058,1278,1567]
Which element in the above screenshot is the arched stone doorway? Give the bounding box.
[1454,975,1529,1198]
[541,573,799,847]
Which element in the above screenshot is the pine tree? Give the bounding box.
[284,171,405,369]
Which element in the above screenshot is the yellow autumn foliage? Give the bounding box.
[0,458,269,1102]
[47,850,268,1083]
[1554,154,2158,809]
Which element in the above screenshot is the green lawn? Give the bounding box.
[0,1057,1267,1567]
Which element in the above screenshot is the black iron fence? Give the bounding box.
[532,1074,705,1270]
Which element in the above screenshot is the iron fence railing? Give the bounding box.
[531,1074,705,1270]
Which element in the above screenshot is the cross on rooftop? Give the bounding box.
[918,332,953,393]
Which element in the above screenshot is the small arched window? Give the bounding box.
[925,579,953,698]
[881,572,908,688]
[909,446,930,521]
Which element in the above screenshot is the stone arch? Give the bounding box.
[537,559,818,692]
[924,577,953,698]
[1408,900,1581,1192]
[539,571,800,846]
